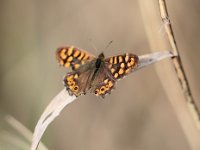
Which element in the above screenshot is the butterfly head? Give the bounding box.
[98,52,105,59]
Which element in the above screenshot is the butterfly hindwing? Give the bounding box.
[93,77,115,98]
[56,46,95,70]
[105,53,139,80]
[63,59,97,97]
[91,63,116,98]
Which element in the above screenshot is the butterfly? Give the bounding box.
[56,46,139,98]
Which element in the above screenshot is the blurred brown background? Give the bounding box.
[0,0,200,150]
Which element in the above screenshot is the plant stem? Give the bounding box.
[158,0,200,129]
[139,0,200,149]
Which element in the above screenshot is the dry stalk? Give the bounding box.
[159,0,200,129]
[139,0,200,149]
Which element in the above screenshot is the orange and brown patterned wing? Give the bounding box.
[63,67,95,97]
[92,66,116,98]
[56,46,95,70]
[93,53,139,98]
[105,53,139,80]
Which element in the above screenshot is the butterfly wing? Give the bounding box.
[63,59,96,97]
[92,53,139,98]
[56,46,95,70]
[90,64,116,98]
[105,53,139,80]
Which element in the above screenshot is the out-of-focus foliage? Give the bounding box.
[0,114,47,150]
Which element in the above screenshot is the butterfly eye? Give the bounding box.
[95,89,99,95]
[127,57,136,67]
[73,85,79,92]
[68,80,75,86]
[105,85,109,90]
[100,87,105,91]
[100,86,106,94]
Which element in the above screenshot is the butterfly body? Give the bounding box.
[56,46,139,98]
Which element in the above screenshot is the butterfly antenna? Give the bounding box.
[105,40,113,50]
[89,39,99,54]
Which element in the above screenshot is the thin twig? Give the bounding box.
[139,1,200,149]
[158,0,200,129]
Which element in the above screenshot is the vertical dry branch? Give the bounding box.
[139,0,200,150]
[158,0,200,127]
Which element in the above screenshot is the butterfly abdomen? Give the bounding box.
[95,58,102,69]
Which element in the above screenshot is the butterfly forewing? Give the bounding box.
[56,46,95,70]
[105,53,139,80]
